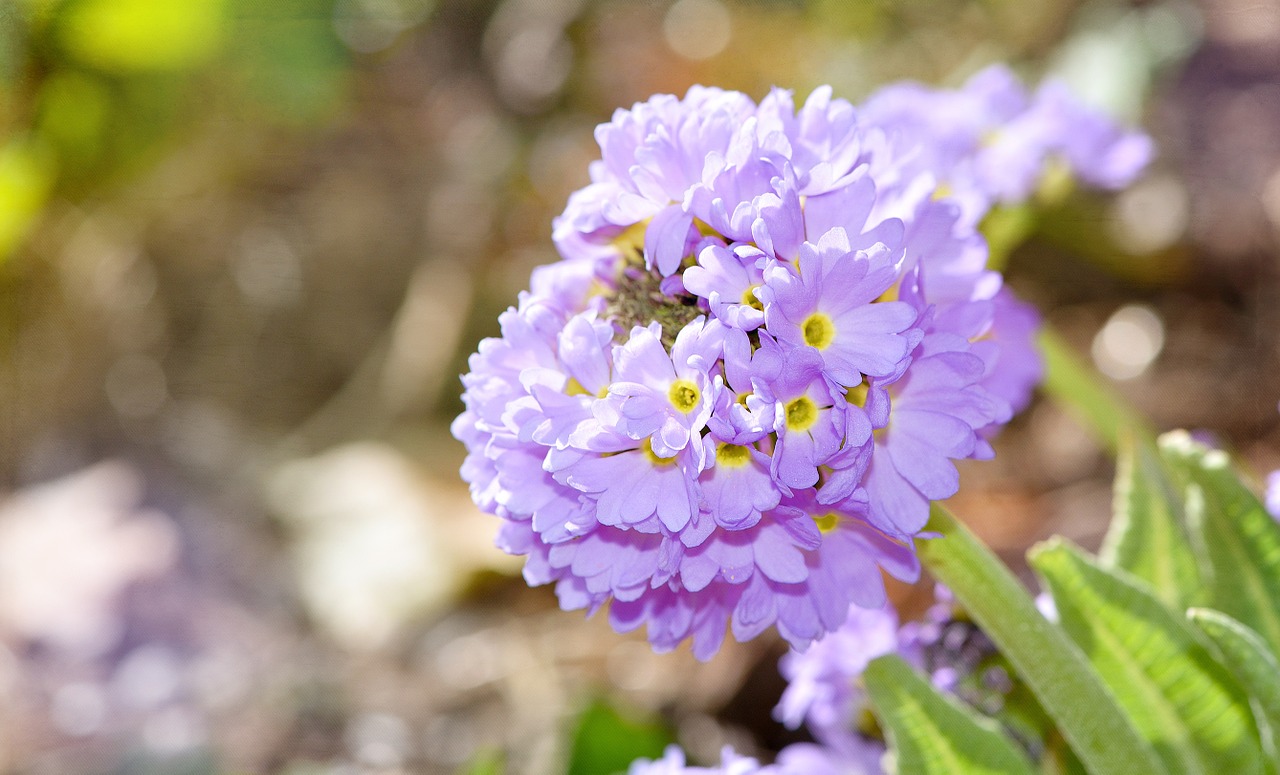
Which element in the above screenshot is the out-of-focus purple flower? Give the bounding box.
[774,742,884,775]
[1266,470,1280,521]
[628,745,775,775]
[860,64,1152,226]
[776,605,898,745]
[456,75,1148,657]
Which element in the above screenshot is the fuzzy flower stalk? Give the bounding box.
[454,66,1150,658]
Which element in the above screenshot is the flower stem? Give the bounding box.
[919,503,1167,775]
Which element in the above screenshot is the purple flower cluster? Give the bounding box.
[455,66,1150,657]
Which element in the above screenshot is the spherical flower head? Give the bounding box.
[455,73,1135,658]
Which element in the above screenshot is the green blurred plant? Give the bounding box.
[0,0,352,262]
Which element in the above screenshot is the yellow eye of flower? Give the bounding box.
[813,512,840,533]
[802,313,835,350]
[741,285,764,311]
[669,379,699,413]
[785,396,818,431]
[716,443,752,468]
[846,383,868,408]
[641,438,675,466]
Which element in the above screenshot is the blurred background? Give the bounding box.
[1,0,1278,772]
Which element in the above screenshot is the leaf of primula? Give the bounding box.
[1031,539,1263,775]
[863,654,1037,775]
[1188,608,1280,773]
[921,505,1163,775]
[1099,434,1202,609]
[1159,431,1280,657]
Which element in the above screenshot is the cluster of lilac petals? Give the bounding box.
[455,70,1149,656]
[628,746,773,775]
[860,64,1154,227]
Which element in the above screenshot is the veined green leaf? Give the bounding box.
[1159,432,1280,658]
[1031,539,1263,775]
[1188,608,1280,773]
[864,654,1037,775]
[1099,434,1201,608]
[920,505,1164,775]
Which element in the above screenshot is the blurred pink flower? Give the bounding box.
[0,462,178,655]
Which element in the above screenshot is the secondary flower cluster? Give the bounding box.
[630,591,1018,775]
[455,66,1151,657]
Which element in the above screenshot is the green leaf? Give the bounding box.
[1159,432,1280,658]
[1038,326,1154,454]
[565,698,673,775]
[864,654,1037,775]
[1099,434,1201,608]
[920,504,1165,775]
[1188,608,1280,773]
[980,203,1037,272]
[1030,539,1263,775]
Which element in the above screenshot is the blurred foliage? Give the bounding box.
[565,698,674,775]
[0,0,351,260]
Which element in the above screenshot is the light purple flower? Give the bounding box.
[776,605,898,744]
[760,229,919,387]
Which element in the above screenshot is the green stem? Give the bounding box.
[1037,326,1155,453]
[920,504,1167,775]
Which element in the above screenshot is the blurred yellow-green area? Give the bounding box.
[1,0,1279,773]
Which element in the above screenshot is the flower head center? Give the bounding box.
[716,443,751,468]
[741,284,764,311]
[802,313,836,350]
[668,379,700,413]
[784,396,818,432]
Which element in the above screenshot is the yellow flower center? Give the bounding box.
[668,379,700,413]
[802,312,835,350]
[845,382,868,408]
[565,377,590,397]
[784,396,818,432]
[716,443,752,468]
[641,438,675,466]
[741,285,764,311]
[813,512,840,533]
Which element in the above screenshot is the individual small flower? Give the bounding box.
[751,336,860,491]
[602,319,725,461]
[683,243,768,331]
[760,229,918,387]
